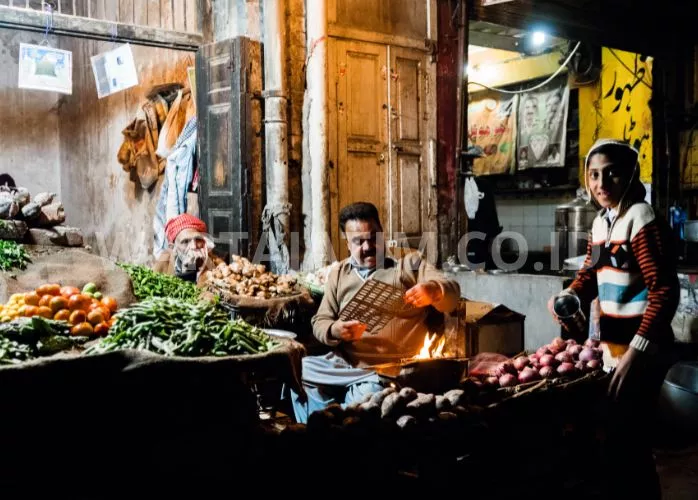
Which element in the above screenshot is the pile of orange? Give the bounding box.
[0,284,118,337]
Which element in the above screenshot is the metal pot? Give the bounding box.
[555,196,597,261]
[657,361,698,447]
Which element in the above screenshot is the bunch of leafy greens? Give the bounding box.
[0,240,30,272]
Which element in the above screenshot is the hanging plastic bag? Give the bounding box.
[464,177,484,219]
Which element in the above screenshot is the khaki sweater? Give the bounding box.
[312,252,460,367]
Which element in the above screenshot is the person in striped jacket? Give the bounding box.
[550,139,679,499]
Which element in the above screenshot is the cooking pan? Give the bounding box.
[373,357,469,394]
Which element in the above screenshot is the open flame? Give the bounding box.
[414,332,446,359]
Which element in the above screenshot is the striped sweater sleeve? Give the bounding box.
[568,238,599,306]
[630,222,680,343]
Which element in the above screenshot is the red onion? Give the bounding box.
[584,338,600,348]
[575,360,587,372]
[499,373,518,388]
[513,356,530,371]
[493,361,517,378]
[485,376,500,386]
[539,354,560,368]
[567,344,584,357]
[565,339,577,346]
[551,337,567,350]
[586,359,602,371]
[548,344,562,355]
[539,366,555,378]
[518,367,541,384]
[578,348,596,362]
[555,351,573,364]
[536,347,552,358]
[557,362,576,376]
[530,358,541,369]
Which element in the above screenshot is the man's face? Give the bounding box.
[174,228,209,271]
[524,98,537,126]
[344,219,382,269]
[547,94,561,117]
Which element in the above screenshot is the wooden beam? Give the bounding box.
[469,29,521,52]
[0,5,202,49]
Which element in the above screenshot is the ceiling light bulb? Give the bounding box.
[532,31,546,46]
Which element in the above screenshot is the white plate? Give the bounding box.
[264,328,297,339]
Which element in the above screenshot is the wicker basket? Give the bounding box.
[214,288,314,331]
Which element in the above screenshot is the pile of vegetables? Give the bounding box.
[0,283,118,337]
[0,316,90,364]
[0,239,30,271]
[308,386,472,433]
[85,297,278,357]
[483,337,604,388]
[117,263,202,303]
[299,263,335,288]
[203,255,298,300]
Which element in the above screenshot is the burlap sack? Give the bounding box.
[0,249,137,307]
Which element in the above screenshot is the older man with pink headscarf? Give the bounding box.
[153,213,223,283]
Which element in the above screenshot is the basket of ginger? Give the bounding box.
[0,282,118,337]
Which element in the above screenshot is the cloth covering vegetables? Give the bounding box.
[85,297,278,357]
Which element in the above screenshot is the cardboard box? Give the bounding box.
[461,299,526,357]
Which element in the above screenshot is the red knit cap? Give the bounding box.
[165,214,208,244]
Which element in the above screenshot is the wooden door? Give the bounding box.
[330,39,389,260]
[196,37,260,260]
[388,46,428,250]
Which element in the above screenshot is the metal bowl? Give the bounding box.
[658,361,698,447]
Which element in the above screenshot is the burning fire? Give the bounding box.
[415,332,446,359]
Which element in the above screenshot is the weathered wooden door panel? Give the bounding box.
[389,46,427,247]
[331,39,389,259]
[196,37,257,260]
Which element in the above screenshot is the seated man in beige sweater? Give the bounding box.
[291,202,460,423]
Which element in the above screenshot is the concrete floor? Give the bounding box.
[656,445,698,499]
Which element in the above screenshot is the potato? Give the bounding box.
[435,395,452,412]
[398,387,418,403]
[396,415,417,430]
[406,393,436,419]
[369,386,396,407]
[444,388,466,407]
[380,392,402,419]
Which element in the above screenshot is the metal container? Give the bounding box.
[555,195,597,262]
[553,293,587,339]
[684,220,698,242]
[657,361,698,447]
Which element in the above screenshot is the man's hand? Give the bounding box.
[404,281,444,308]
[331,320,367,342]
[608,347,647,402]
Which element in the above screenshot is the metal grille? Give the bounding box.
[339,279,414,333]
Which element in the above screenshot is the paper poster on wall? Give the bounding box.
[517,76,570,169]
[467,92,518,175]
[91,44,138,99]
[18,43,72,95]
